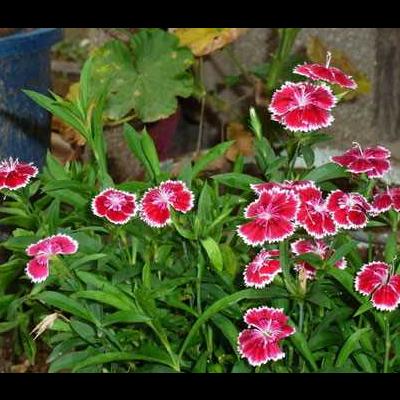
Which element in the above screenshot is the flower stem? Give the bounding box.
[384,315,391,373]
[298,301,304,333]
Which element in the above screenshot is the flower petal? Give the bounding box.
[238,329,285,366]
[26,256,49,283]
[159,180,194,213]
[355,262,389,296]
[371,278,400,311]
[244,251,281,288]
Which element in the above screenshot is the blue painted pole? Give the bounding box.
[0,28,63,168]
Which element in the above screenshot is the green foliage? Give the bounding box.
[1,27,397,375]
[89,29,194,122]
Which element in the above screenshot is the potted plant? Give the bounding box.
[0,28,63,167]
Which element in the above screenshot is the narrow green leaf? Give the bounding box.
[201,237,223,272]
[74,290,134,312]
[103,310,151,326]
[212,172,263,190]
[35,291,94,322]
[290,332,318,371]
[303,162,349,183]
[384,231,397,263]
[327,241,357,266]
[191,141,234,179]
[178,288,284,359]
[336,328,371,367]
[211,313,239,355]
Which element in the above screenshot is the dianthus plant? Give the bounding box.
[1,55,400,373]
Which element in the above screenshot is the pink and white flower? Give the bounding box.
[293,55,357,90]
[139,180,194,228]
[296,185,337,238]
[25,234,78,283]
[92,188,137,225]
[243,249,281,288]
[291,238,347,280]
[237,188,299,246]
[238,306,296,366]
[355,262,400,311]
[0,157,38,190]
[26,255,50,283]
[268,81,337,132]
[331,143,391,178]
[26,234,79,257]
[251,180,313,196]
[371,187,400,215]
[326,190,371,229]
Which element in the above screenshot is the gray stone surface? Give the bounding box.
[296,28,377,148]
[79,28,400,173]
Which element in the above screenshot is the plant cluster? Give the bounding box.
[1,29,399,373]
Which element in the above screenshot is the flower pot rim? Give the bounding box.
[0,28,63,58]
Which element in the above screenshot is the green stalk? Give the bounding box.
[383,315,391,373]
[266,28,301,92]
[298,301,304,333]
[287,138,301,180]
[197,247,213,358]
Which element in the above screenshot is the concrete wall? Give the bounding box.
[72,28,400,180]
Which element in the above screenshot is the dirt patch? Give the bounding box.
[0,333,50,373]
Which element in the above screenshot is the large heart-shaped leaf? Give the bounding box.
[89,28,194,122]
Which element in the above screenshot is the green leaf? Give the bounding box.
[0,320,20,333]
[327,240,357,266]
[76,271,136,310]
[384,231,397,263]
[193,352,208,373]
[308,330,341,351]
[117,181,151,192]
[220,244,239,279]
[142,263,152,289]
[20,329,37,365]
[140,130,161,178]
[301,145,315,168]
[123,125,159,181]
[191,141,234,179]
[44,152,70,180]
[35,291,94,322]
[69,253,108,270]
[248,107,263,140]
[178,288,285,359]
[197,182,213,224]
[23,91,86,137]
[232,359,252,373]
[289,332,318,371]
[335,328,371,367]
[353,302,374,317]
[327,267,358,300]
[71,352,140,372]
[212,172,263,190]
[211,313,239,355]
[89,29,194,122]
[150,277,196,298]
[74,291,135,312]
[296,253,324,268]
[0,236,37,251]
[303,162,349,183]
[103,310,151,326]
[69,320,96,343]
[201,237,223,272]
[0,216,35,229]
[49,350,96,373]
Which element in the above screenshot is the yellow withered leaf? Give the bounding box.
[66,82,80,102]
[306,36,371,101]
[169,28,248,56]
[225,122,254,162]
